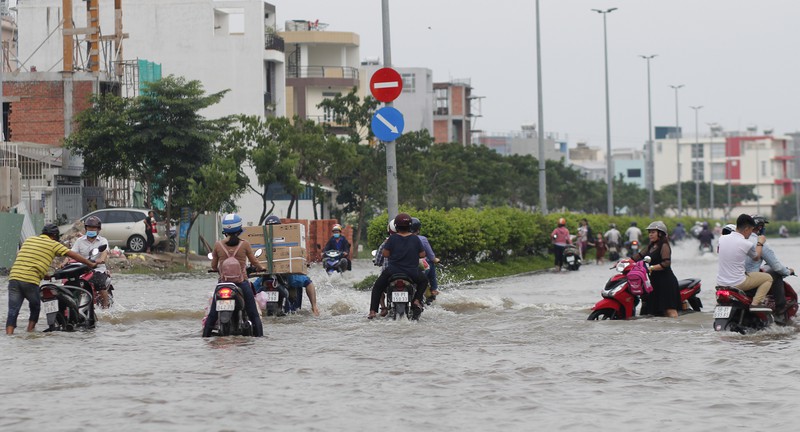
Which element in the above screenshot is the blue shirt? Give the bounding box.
[746,234,790,276]
[418,235,435,262]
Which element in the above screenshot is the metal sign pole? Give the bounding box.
[382,0,398,220]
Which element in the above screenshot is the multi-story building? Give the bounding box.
[654,128,796,217]
[433,79,477,145]
[281,20,359,123]
[477,125,564,160]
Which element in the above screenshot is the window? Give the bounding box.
[214,8,245,35]
[710,143,725,159]
[692,161,704,181]
[761,160,767,176]
[401,73,416,93]
[627,169,642,178]
[691,143,704,159]
[710,163,726,180]
[434,88,449,115]
[322,92,341,123]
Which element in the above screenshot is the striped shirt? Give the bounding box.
[9,234,71,285]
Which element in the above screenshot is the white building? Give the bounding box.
[16,0,289,226]
[653,130,796,218]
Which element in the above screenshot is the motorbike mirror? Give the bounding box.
[255,249,264,258]
[371,250,377,257]
[207,252,213,260]
[644,256,652,263]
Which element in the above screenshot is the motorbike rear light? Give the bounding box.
[41,288,57,300]
[716,290,732,298]
[263,279,276,289]
[218,287,234,299]
[395,280,406,288]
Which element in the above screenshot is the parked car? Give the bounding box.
[64,208,167,253]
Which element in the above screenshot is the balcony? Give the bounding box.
[265,33,285,52]
[287,66,359,80]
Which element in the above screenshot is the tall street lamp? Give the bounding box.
[536,0,547,214]
[670,84,684,215]
[592,7,617,216]
[690,105,703,217]
[639,54,657,218]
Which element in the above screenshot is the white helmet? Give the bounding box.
[646,221,668,235]
[387,219,397,234]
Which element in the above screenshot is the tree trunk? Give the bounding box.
[287,196,295,218]
[312,188,319,220]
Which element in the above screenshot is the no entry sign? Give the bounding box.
[369,67,403,103]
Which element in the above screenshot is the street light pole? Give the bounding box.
[536,0,547,214]
[592,7,617,216]
[670,84,684,216]
[639,54,657,218]
[690,105,703,217]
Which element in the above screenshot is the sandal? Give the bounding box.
[367,310,377,319]
[379,307,389,317]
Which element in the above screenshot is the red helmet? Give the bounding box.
[558,217,566,226]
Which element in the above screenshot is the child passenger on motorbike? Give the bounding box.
[367,213,428,319]
[204,213,265,337]
[70,216,112,308]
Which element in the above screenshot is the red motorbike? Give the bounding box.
[713,276,798,333]
[588,258,703,320]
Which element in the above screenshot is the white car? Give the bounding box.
[70,208,167,253]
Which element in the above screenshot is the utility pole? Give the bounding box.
[670,84,684,215]
[381,0,398,219]
[639,54,657,218]
[690,105,703,217]
[592,8,618,216]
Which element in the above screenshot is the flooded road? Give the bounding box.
[2,238,799,431]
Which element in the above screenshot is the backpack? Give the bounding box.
[627,260,653,296]
[218,241,244,283]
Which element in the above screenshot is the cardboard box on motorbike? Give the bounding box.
[242,224,307,274]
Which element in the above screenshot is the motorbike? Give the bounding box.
[322,250,347,275]
[588,257,703,320]
[607,242,620,262]
[385,273,422,321]
[563,244,581,271]
[256,273,304,317]
[39,244,108,331]
[713,277,798,333]
[204,249,267,336]
[626,240,640,258]
[699,241,713,254]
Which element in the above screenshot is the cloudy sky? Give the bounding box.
[274,0,800,149]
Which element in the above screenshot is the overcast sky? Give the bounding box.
[274,0,800,149]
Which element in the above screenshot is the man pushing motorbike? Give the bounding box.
[367,213,428,319]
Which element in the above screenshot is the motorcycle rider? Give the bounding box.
[322,223,351,272]
[716,214,772,308]
[746,215,795,317]
[367,213,428,319]
[410,217,440,300]
[624,221,642,254]
[551,217,571,272]
[671,223,687,242]
[6,224,96,335]
[604,223,622,261]
[70,216,112,308]
[204,213,265,337]
[697,222,715,252]
[779,225,789,238]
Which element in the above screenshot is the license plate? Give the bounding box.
[42,300,59,315]
[265,291,279,302]
[566,256,575,263]
[713,306,732,318]
[216,299,235,311]
[391,291,409,303]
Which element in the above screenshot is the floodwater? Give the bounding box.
[2,238,799,431]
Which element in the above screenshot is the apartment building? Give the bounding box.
[433,80,476,145]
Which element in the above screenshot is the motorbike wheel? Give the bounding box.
[219,321,232,336]
[393,303,407,320]
[688,296,703,312]
[587,308,617,320]
[239,318,252,337]
[714,318,743,334]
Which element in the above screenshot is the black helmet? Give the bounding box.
[630,221,637,226]
[85,215,102,229]
[752,215,769,227]
[410,217,421,233]
[394,213,412,228]
[609,223,616,229]
[265,215,281,225]
[42,223,60,238]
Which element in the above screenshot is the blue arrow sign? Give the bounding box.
[371,106,404,142]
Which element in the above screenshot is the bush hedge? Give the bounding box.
[368,207,799,265]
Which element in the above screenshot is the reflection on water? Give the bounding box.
[1,238,799,431]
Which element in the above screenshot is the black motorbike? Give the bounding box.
[385,273,422,320]
[563,244,581,271]
[39,245,108,332]
[322,250,347,275]
[256,273,304,317]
